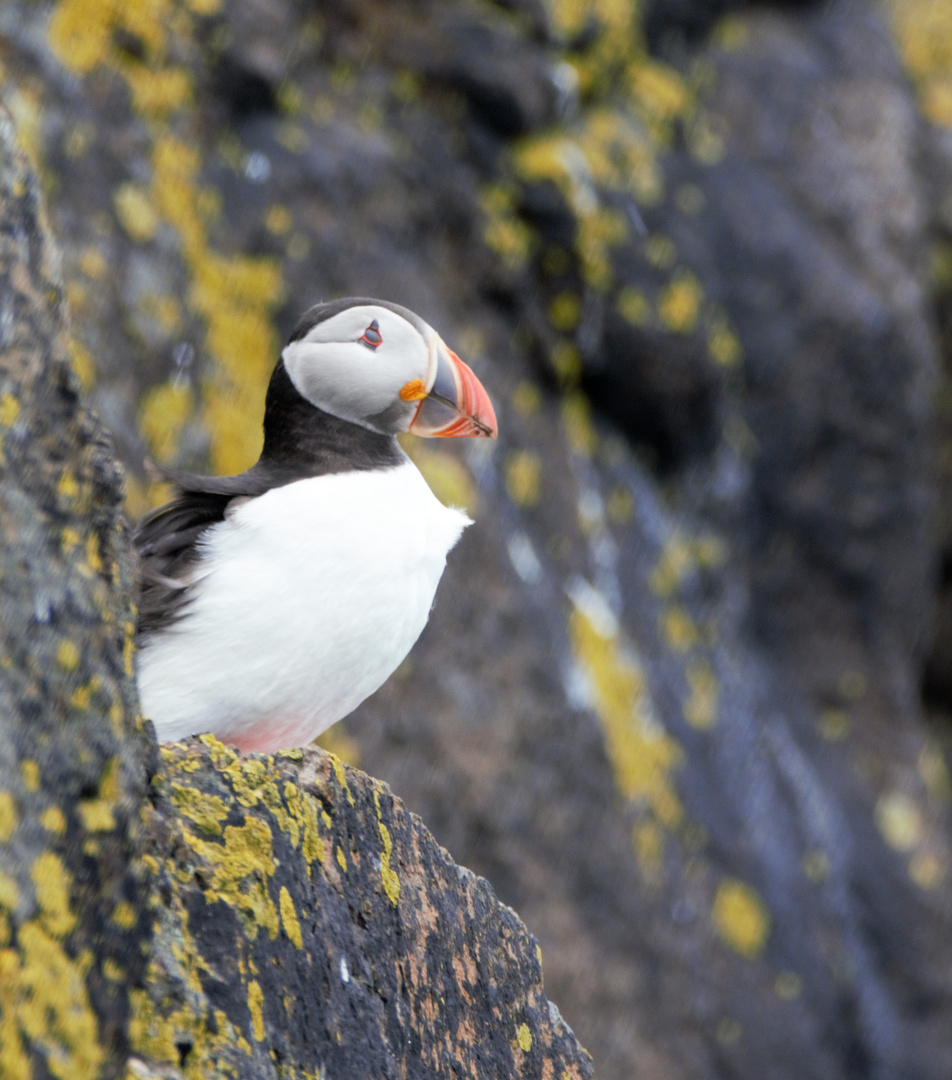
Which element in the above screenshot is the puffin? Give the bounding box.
[134,297,497,754]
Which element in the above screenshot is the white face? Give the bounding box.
[281,304,436,433]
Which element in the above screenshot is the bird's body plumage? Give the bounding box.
[134,297,496,753]
[137,460,468,753]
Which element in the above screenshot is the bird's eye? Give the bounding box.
[359,320,383,350]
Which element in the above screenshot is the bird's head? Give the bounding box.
[281,298,497,440]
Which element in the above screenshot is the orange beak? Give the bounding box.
[407,336,498,439]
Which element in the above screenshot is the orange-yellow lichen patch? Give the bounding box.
[657,269,702,334]
[279,886,303,949]
[909,850,945,889]
[516,1022,532,1052]
[561,392,596,456]
[0,869,20,911]
[374,791,401,906]
[505,450,543,508]
[0,793,17,844]
[712,877,770,959]
[39,807,66,835]
[875,791,922,852]
[60,528,81,555]
[0,393,20,427]
[78,756,120,833]
[551,341,582,386]
[113,181,160,243]
[169,783,229,836]
[183,816,280,938]
[56,640,80,671]
[480,183,532,270]
[660,605,698,652]
[616,285,651,327]
[265,204,293,236]
[569,586,684,829]
[19,761,39,793]
[684,658,718,730]
[247,980,265,1042]
[650,533,694,597]
[31,853,76,938]
[0,921,104,1080]
[630,59,691,127]
[330,755,355,807]
[78,246,107,281]
[549,291,582,331]
[57,469,79,500]
[708,313,742,366]
[887,0,952,127]
[111,902,137,930]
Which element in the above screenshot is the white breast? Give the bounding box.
[137,461,469,752]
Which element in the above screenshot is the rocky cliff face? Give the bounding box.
[0,104,592,1080]
[1,1,952,1078]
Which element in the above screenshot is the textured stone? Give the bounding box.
[2,2,952,1079]
[136,739,593,1080]
[0,104,152,1080]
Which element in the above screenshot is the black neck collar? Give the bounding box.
[259,360,404,479]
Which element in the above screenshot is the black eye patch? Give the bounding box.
[359,320,382,350]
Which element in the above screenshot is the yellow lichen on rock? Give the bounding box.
[279,886,303,949]
[0,792,17,843]
[712,878,770,959]
[247,980,265,1041]
[505,450,543,507]
[19,761,39,793]
[0,393,21,427]
[886,0,952,127]
[113,182,160,243]
[480,183,532,269]
[875,791,922,852]
[517,1021,532,1052]
[684,658,718,730]
[0,922,103,1080]
[374,791,401,906]
[659,605,699,653]
[39,806,66,835]
[47,0,285,479]
[30,852,76,938]
[569,595,684,831]
[658,269,702,334]
[168,782,229,836]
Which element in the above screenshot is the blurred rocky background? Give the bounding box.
[2,0,952,1076]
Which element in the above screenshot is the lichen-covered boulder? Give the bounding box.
[136,739,592,1079]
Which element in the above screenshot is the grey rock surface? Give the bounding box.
[1,1,951,1078]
